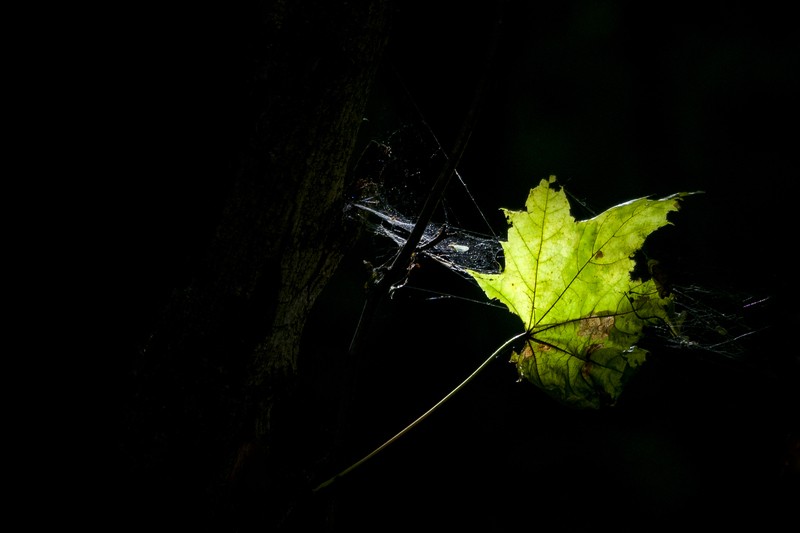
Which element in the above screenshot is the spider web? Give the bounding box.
[645,282,770,361]
[344,124,770,364]
[346,124,504,285]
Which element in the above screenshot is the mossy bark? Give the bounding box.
[126,2,390,530]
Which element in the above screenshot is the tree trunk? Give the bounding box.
[124,2,390,530]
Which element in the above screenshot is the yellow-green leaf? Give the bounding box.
[468,176,695,408]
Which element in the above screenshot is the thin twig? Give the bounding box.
[326,1,506,498]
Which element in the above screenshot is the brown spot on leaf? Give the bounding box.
[586,343,603,357]
[578,316,614,340]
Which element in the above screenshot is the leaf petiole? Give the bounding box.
[313,330,528,492]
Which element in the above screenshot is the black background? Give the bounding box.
[114,1,798,530]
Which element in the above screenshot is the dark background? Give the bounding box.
[115,1,798,530]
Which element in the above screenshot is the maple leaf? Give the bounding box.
[468,176,695,408]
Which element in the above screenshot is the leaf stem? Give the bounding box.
[313,330,526,492]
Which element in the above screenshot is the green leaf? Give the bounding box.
[468,176,694,408]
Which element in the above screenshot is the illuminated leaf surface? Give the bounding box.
[469,177,693,408]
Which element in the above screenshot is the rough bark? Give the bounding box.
[125,2,390,530]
